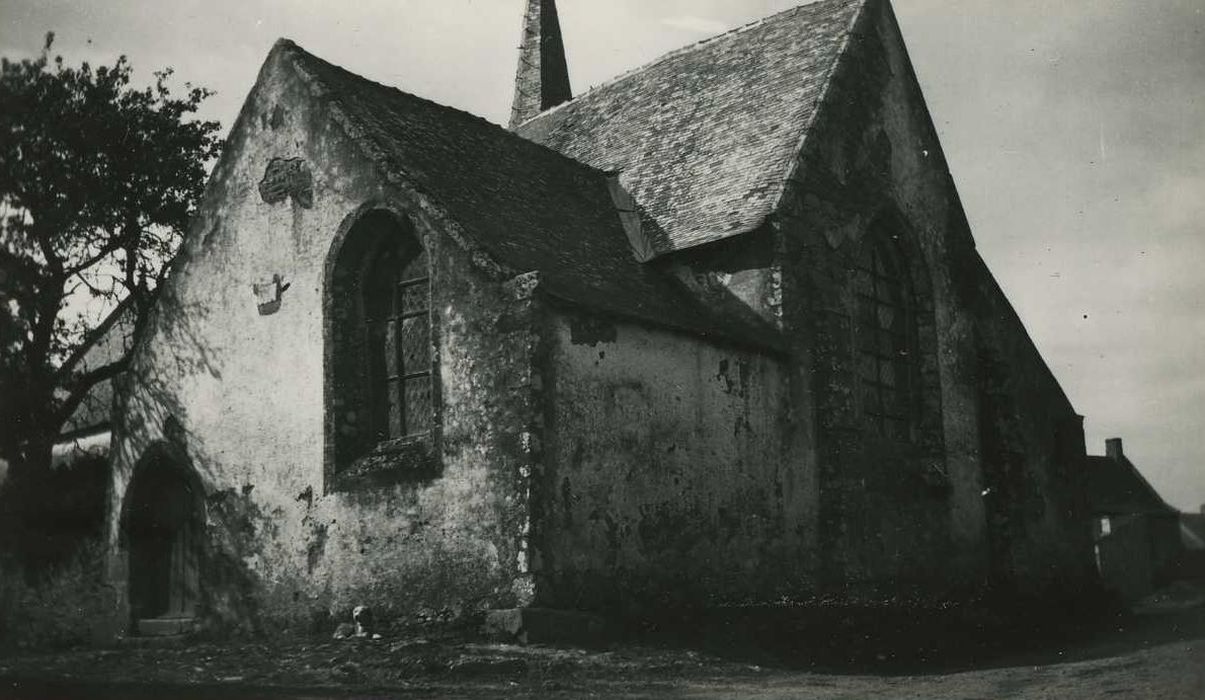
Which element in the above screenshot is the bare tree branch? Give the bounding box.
[53,355,130,429]
[53,289,140,382]
[63,233,127,277]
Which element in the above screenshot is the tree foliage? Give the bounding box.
[0,34,222,476]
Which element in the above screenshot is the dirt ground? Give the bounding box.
[1,598,1203,699]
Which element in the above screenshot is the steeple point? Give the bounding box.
[509,0,572,129]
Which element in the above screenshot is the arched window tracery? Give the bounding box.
[327,209,433,474]
[362,237,432,442]
[852,229,919,441]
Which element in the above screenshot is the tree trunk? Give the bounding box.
[0,435,58,574]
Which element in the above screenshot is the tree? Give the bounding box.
[0,34,222,485]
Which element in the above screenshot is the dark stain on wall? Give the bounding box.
[306,522,328,574]
[201,487,272,635]
[716,359,734,393]
[568,315,617,346]
[258,157,313,208]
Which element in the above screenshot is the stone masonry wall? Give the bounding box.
[971,260,1095,595]
[775,0,1091,598]
[531,307,813,611]
[104,46,536,636]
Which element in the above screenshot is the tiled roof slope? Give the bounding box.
[280,43,780,349]
[1084,456,1178,516]
[516,0,866,255]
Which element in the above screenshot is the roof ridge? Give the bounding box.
[514,0,860,130]
[276,41,516,140]
[274,39,615,182]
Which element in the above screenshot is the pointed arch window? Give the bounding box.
[327,209,435,484]
[853,231,919,441]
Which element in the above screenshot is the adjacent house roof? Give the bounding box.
[516,0,867,255]
[1182,514,1205,550]
[278,42,781,350]
[1084,455,1179,516]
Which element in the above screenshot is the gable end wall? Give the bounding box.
[774,0,1093,598]
[104,48,540,634]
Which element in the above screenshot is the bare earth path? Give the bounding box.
[2,605,1202,699]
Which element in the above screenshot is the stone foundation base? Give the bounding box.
[135,616,197,637]
[482,608,616,645]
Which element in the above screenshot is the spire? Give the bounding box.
[509,0,572,129]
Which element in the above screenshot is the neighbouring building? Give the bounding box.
[1178,507,1205,581]
[1085,438,1183,601]
[97,0,1097,638]
[0,320,130,573]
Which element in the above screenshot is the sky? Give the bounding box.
[1,0,1202,511]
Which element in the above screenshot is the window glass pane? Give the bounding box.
[365,324,389,440]
[401,315,430,372]
[856,296,875,325]
[401,249,428,282]
[876,304,895,330]
[860,382,880,413]
[878,363,896,388]
[857,354,876,382]
[399,281,428,316]
[887,378,909,413]
[382,319,400,378]
[873,253,888,278]
[403,375,432,435]
[387,379,404,439]
[877,331,895,357]
[364,248,397,321]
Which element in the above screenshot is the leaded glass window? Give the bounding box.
[363,239,431,442]
[853,235,917,441]
[327,210,435,478]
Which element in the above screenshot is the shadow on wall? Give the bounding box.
[107,285,269,637]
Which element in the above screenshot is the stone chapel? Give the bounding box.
[103,0,1097,637]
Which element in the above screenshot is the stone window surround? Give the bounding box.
[323,202,442,493]
[834,208,946,485]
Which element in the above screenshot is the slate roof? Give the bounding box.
[516,0,866,255]
[1084,455,1178,516]
[279,42,781,350]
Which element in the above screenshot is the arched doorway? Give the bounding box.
[123,448,203,633]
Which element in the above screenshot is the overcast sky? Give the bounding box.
[2,0,1202,511]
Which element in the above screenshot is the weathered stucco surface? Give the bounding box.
[533,310,810,610]
[105,46,537,634]
[770,0,1093,598]
[972,264,1095,594]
